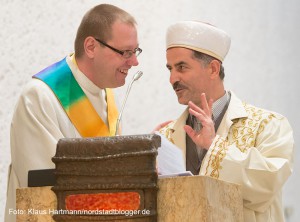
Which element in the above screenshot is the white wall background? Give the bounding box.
[1,0,299,221]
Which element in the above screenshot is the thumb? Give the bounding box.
[184,125,197,140]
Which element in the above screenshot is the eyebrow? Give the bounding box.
[166,61,188,69]
[175,61,188,67]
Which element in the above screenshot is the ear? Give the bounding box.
[83,36,97,58]
[209,60,221,79]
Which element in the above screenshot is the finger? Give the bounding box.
[188,103,212,121]
[188,101,205,115]
[184,125,197,139]
[200,93,210,115]
[152,120,173,133]
[188,108,205,122]
[159,120,173,128]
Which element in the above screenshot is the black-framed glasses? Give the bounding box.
[95,38,142,59]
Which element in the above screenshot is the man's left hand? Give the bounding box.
[184,93,215,150]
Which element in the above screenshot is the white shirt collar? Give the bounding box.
[66,54,105,98]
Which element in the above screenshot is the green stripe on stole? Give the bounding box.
[33,57,83,109]
[33,57,115,137]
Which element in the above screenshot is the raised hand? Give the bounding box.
[184,93,215,150]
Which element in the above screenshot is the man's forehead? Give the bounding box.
[167,48,194,63]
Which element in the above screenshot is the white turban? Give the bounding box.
[166,21,231,62]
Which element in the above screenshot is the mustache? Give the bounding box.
[173,81,187,91]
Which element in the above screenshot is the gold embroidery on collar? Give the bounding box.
[227,103,281,152]
[206,102,282,179]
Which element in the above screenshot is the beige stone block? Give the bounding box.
[16,176,243,221]
[16,186,56,222]
[157,176,243,222]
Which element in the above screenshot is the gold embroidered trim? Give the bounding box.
[205,136,228,179]
[227,103,281,152]
[205,102,282,178]
[159,124,175,144]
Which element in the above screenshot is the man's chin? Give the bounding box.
[114,79,126,88]
[177,98,188,106]
[117,82,125,88]
[117,76,127,86]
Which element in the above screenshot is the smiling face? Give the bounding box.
[92,20,139,88]
[166,47,213,106]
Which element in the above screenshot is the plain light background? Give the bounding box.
[1,0,299,221]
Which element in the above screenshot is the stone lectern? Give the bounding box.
[16,134,244,222]
[52,134,159,222]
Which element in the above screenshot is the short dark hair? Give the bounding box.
[74,4,137,58]
[192,51,225,80]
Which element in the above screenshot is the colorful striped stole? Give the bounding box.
[33,57,118,137]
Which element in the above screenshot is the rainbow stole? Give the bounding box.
[33,57,118,137]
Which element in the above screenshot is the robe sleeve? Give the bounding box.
[200,115,294,213]
[10,79,66,187]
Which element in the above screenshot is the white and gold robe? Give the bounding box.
[159,92,294,222]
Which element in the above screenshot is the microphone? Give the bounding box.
[115,70,143,136]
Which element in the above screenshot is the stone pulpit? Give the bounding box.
[16,134,243,222]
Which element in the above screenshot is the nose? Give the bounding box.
[170,70,180,85]
[126,54,139,66]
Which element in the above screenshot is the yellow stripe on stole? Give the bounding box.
[106,88,119,136]
[69,54,118,137]
[68,99,111,137]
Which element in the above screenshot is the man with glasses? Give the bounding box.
[5,4,141,222]
[159,21,294,221]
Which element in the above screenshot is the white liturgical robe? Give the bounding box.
[159,92,294,222]
[5,54,113,222]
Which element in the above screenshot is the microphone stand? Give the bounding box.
[115,71,143,136]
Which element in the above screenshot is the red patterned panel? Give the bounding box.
[65,192,140,210]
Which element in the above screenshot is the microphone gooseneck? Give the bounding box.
[115,71,143,136]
